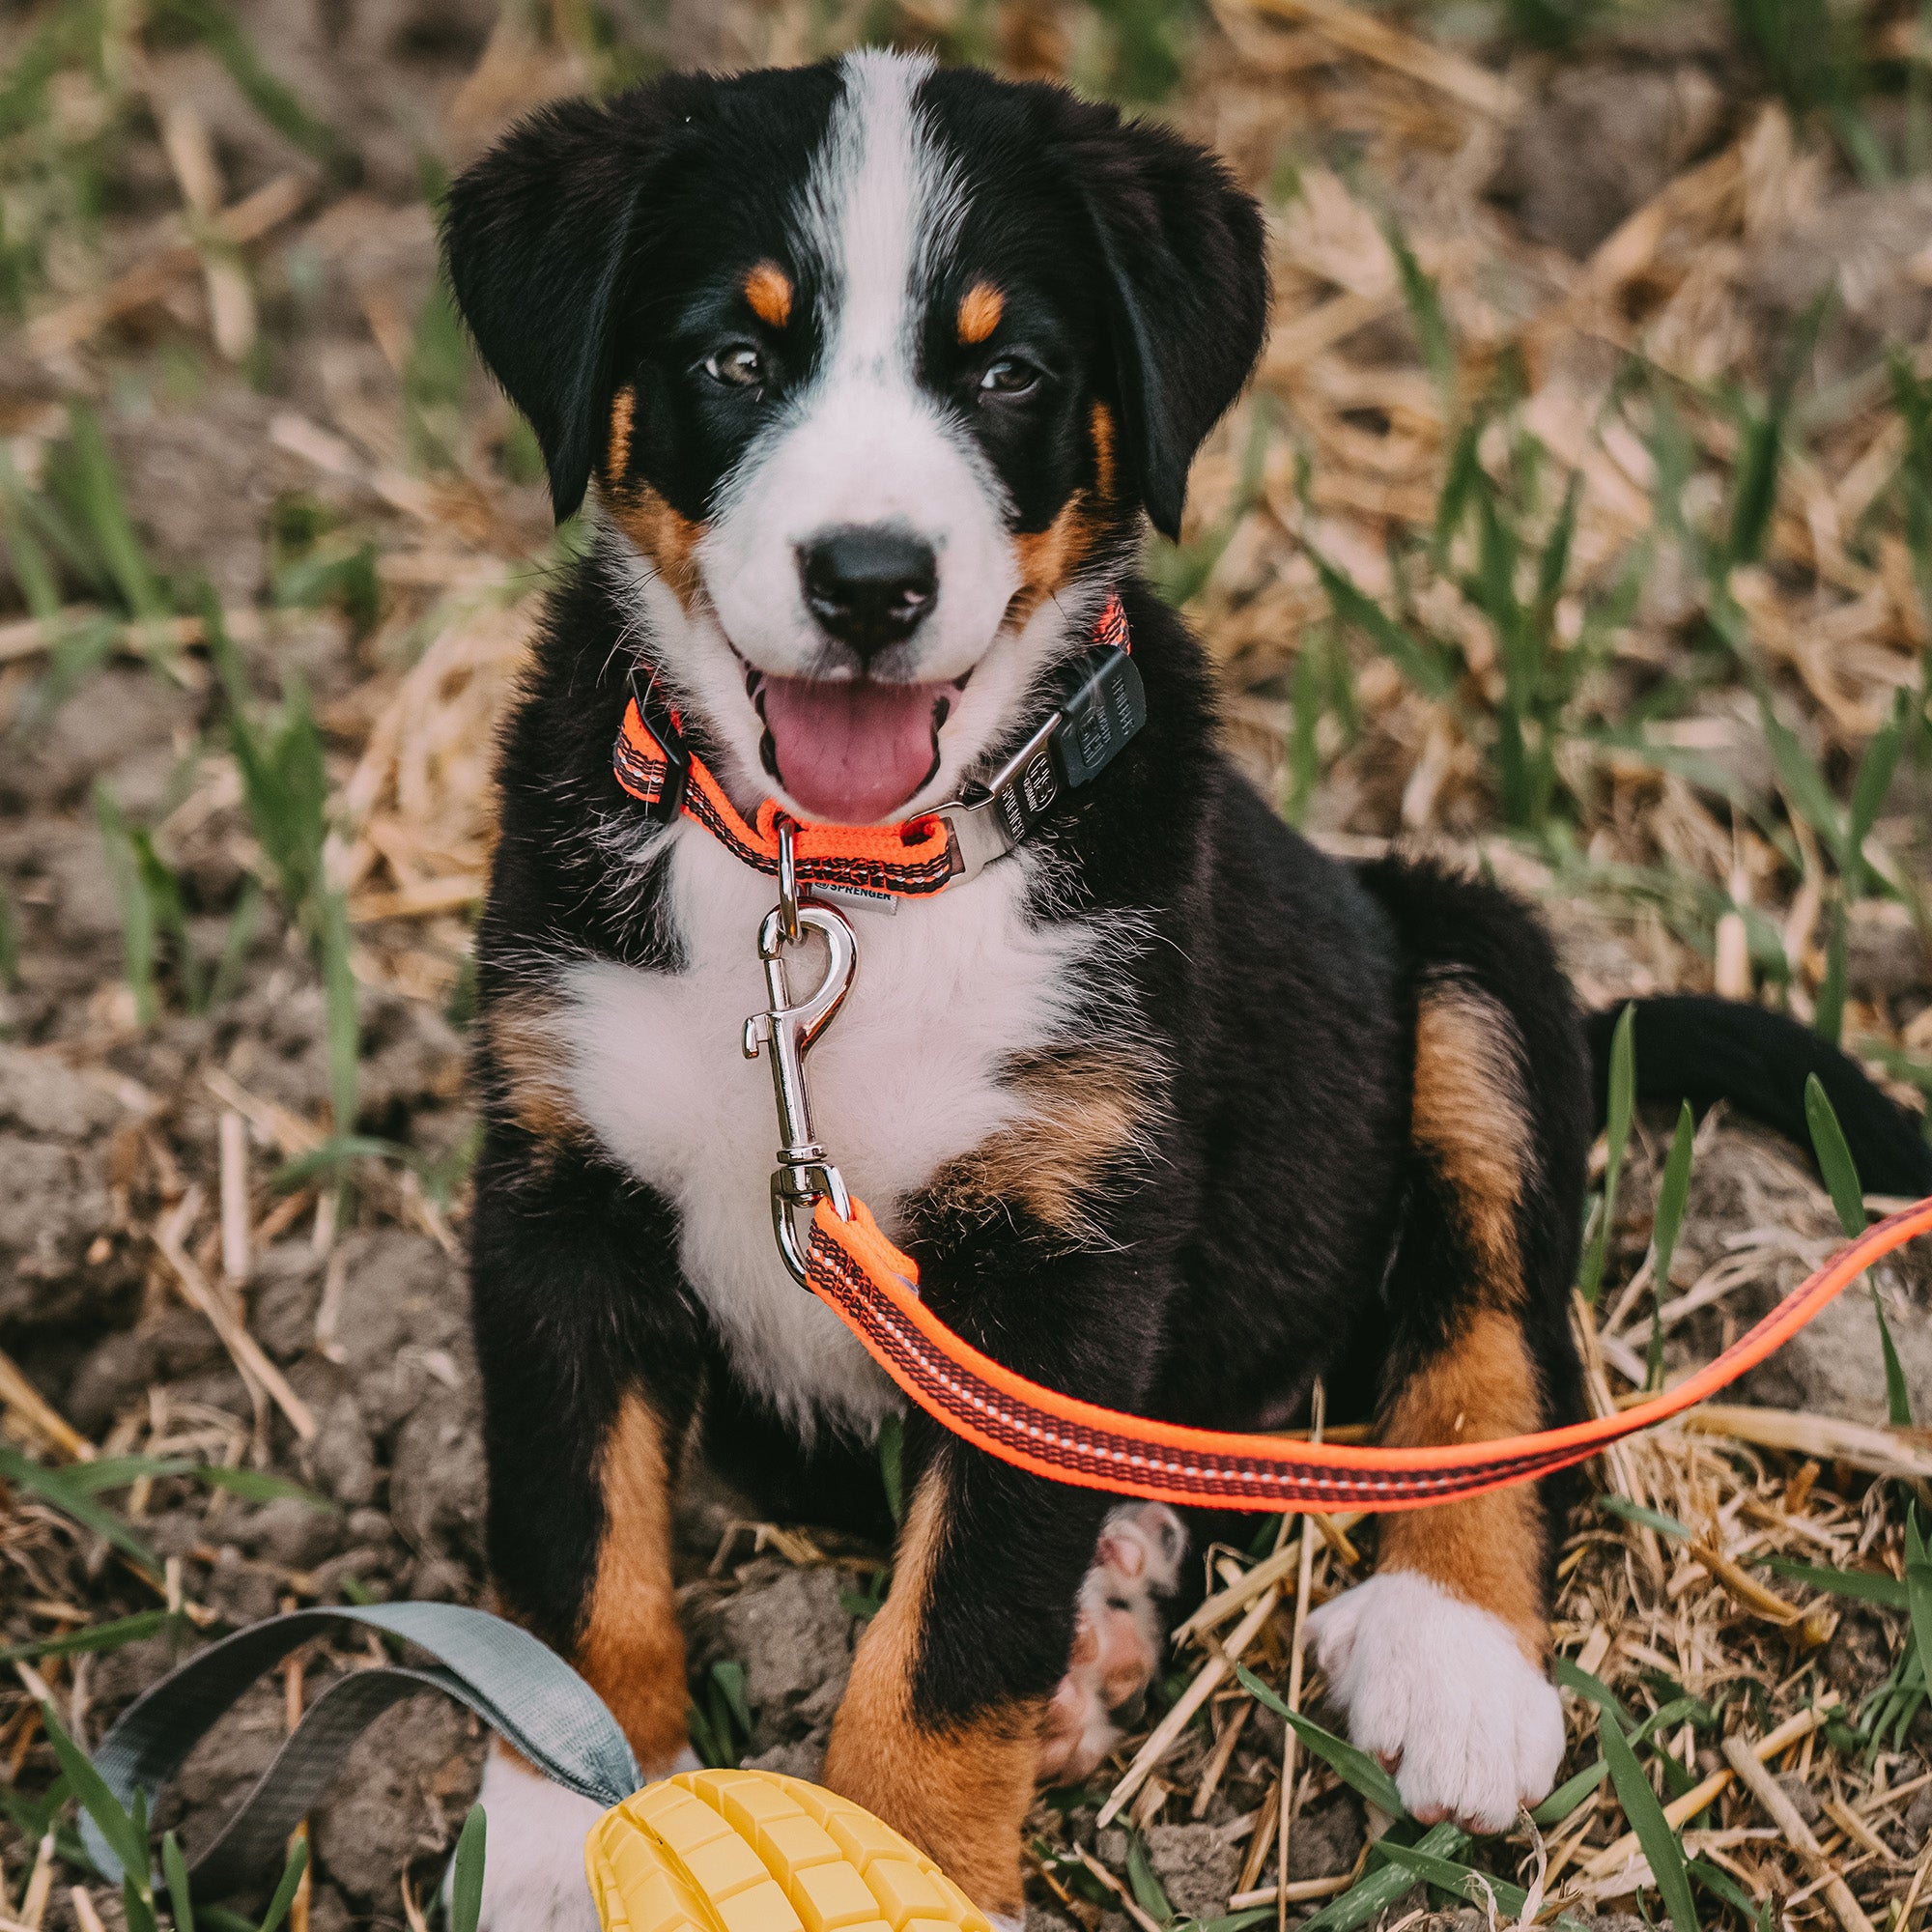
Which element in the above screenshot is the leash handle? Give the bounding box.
[83,1604,637,1896]
[806,1193,1932,1511]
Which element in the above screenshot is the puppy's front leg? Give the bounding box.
[469,1126,705,1929]
[823,1448,1113,1925]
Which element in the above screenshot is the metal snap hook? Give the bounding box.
[742,898,858,1284]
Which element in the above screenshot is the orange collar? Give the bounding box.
[612,592,1137,902]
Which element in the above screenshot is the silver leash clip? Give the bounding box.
[744,832,857,1285]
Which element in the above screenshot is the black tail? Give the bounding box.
[1584,996,1932,1199]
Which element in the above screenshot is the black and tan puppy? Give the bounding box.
[440,52,1932,1929]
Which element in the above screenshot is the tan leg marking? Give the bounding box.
[481,990,584,1153]
[1411,981,1534,1307]
[609,486,705,610]
[923,1047,1150,1241]
[577,1392,691,1775]
[1377,1307,1549,1661]
[957,280,1004,345]
[1384,981,1548,1659]
[744,261,793,328]
[823,1474,1040,1917]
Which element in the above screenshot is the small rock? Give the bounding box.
[0,1044,118,1139]
[1905,1782,1932,1849]
[239,1494,347,1571]
[67,1328,158,1435]
[311,1393,381,1508]
[1492,64,1724,257]
[696,1565,855,1749]
[1147,1823,1242,1920]
[1288,1788,1364,1881]
[1776,1772,1825,1829]
[745,1737,828,1782]
[309,1693,480,1907]
[389,1394,486,1560]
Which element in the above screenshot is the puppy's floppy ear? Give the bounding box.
[1054,102,1269,540]
[442,84,691,520]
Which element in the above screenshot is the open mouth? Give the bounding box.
[747,668,958,823]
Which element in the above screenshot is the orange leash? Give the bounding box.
[625,588,1932,1511]
[801,1192,1932,1512]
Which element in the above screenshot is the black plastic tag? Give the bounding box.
[1051,649,1146,790]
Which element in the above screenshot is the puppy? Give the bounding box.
[441,51,1932,1930]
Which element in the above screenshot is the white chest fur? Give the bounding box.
[560,823,1094,1437]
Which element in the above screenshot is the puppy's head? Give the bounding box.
[445,54,1267,824]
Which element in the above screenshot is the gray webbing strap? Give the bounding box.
[84,1604,639,1897]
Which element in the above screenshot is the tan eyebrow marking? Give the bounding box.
[608,384,636,480]
[743,260,793,327]
[957,281,1004,345]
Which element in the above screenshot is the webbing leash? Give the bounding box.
[78,1604,638,1892]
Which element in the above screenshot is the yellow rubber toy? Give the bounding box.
[586,1770,995,1932]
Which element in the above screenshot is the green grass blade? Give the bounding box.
[257,1835,308,1932]
[0,1609,179,1666]
[1553,1654,1635,1723]
[1312,551,1459,704]
[1234,1662,1406,1816]
[0,1444,162,1574]
[40,1701,149,1884]
[1125,1830,1177,1927]
[1579,1003,1635,1301]
[1875,1292,1913,1427]
[449,1802,487,1932]
[1380,217,1456,404]
[1815,903,1847,1048]
[1299,1823,1467,1932]
[1599,1706,1698,1932]
[192,1465,336,1509]
[0,878,18,988]
[877,1411,904,1527]
[162,1832,195,1932]
[94,781,157,1026]
[1650,1101,1695,1294]
[1757,694,1844,856]
[1754,1554,1909,1607]
[1804,1074,1866,1238]
[60,405,167,623]
[1846,712,1904,894]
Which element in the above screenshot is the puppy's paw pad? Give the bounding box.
[1307,1571,1564,1834]
[1038,1505,1187,1784]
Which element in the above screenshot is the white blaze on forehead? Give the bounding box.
[696,47,1019,696]
[802,47,965,381]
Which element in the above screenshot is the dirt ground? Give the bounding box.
[3,0,1932,1927]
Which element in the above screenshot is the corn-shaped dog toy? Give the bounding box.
[586,1771,994,1932]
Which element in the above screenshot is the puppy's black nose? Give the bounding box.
[799,526,937,658]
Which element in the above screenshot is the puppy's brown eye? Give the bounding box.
[704,345,765,390]
[979,355,1039,399]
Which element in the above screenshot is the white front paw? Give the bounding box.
[1305,1571,1564,1833]
[469,1748,606,1932]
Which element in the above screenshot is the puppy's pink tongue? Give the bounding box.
[758,676,946,823]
